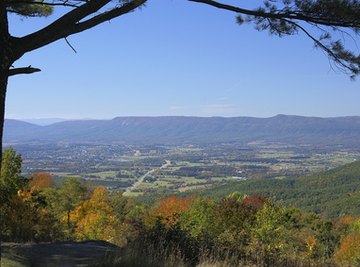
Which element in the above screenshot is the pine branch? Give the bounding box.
[13,0,146,60]
[7,0,81,8]
[188,0,359,28]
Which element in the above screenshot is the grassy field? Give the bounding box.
[88,147,358,196]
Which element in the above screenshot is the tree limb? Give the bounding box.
[13,0,146,59]
[7,1,81,8]
[188,0,360,78]
[74,0,146,34]
[8,66,41,76]
[15,0,112,56]
[64,37,77,53]
[283,18,357,76]
[188,0,358,28]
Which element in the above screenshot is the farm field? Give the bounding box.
[12,142,360,196]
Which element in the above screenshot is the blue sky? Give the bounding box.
[6,0,360,119]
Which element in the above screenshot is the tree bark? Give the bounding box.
[0,1,146,170]
[0,2,11,171]
[67,208,72,239]
[0,69,8,170]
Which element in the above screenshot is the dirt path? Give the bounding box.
[1,241,118,267]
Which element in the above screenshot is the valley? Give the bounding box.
[5,115,360,197]
[10,141,360,197]
[3,116,360,266]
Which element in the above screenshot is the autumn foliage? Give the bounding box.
[241,195,268,210]
[1,171,59,241]
[71,186,120,242]
[335,233,360,264]
[20,172,54,199]
[146,196,196,227]
[337,216,359,225]
[1,148,360,267]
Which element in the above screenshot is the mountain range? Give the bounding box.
[4,115,360,146]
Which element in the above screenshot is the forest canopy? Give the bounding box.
[1,148,360,266]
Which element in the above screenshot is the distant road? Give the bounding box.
[123,160,170,196]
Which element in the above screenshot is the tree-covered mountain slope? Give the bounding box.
[196,160,360,218]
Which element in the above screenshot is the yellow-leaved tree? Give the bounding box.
[71,186,120,244]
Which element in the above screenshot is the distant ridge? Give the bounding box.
[4,115,360,146]
[20,118,69,126]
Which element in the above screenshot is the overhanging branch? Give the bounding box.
[188,0,358,28]
[7,1,81,8]
[13,0,146,59]
[74,0,146,34]
[15,0,112,55]
[188,0,360,78]
[283,19,359,76]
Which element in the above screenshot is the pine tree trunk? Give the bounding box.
[67,209,71,236]
[0,69,8,168]
[0,2,11,170]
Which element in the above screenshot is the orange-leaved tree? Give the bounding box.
[335,233,360,264]
[20,172,54,200]
[146,196,196,228]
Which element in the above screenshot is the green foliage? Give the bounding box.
[6,0,53,17]
[0,148,139,245]
[115,195,349,266]
[110,191,129,221]
[214,196,257,246]
[179,197,216,239]
[0,149,62,241]
[0,148,25,240]
[0,147,24,201]
[234,0,360,78]
[9,195,61,241]
[45,177,88,237]
[349,218,360,233]
[250,203,289,264]
[58,177,88,211]
[197,160,360,218]
[1,149,359,266]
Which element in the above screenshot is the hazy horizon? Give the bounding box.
[6,1,360,120]
[8,113,360,119]
[6,113,360,126]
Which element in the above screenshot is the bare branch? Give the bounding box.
[64,37,77,53]
[8,66,41,76]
